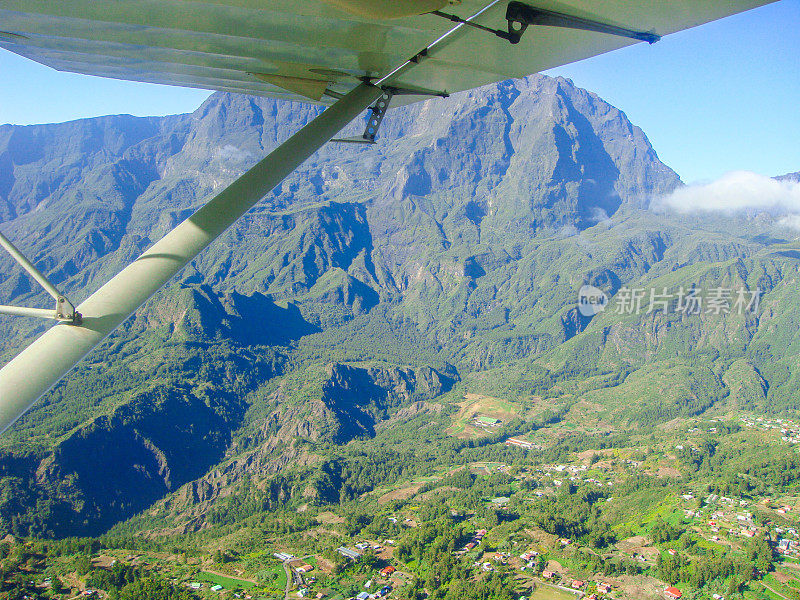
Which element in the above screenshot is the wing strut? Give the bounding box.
[431,2,660,45]
[0,230,81,324]
[0,82,383,435]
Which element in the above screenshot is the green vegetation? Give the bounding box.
[4,412,800,599]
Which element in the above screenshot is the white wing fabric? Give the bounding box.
[0,0,774,104]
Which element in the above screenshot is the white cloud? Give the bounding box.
[557,224,579,238]
[216,144,252,163]
[777,214,800,230]
[658,171,800,214]
[588,207,611,227]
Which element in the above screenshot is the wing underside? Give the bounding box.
[0,0,774,105]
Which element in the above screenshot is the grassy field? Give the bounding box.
[445,393,522,438]
[763,570,800,600]
[198,571,258,590]
[255,564,288,591]
[529,584,580,600]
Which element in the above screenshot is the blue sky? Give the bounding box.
[0,0,797,183]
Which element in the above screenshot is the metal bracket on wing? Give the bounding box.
[331,84,449,144]
[431,1,660,45]
[0,229,81,324]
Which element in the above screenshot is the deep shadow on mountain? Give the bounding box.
[225,291,320,345]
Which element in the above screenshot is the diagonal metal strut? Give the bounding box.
[0,82,383,435]
[0,229,80,323]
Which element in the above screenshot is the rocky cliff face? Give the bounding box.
[127,362,455,534]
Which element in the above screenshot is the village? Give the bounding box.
[53,485,797,600]
[7,412,800,600]
[739,416,800,445]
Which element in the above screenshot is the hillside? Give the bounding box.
[1,74,799,541]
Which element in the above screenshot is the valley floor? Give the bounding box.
[3,411,800,600]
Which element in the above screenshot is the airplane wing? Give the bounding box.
[0,0,775,105]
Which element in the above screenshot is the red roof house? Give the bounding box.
[665,587,682,600]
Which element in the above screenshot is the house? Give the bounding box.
[337,547,361,561]
[296,564,314,573]
[476,416,501,427]
[597,583,612,594]
[665,587,683,599]
[380,566,396,577]
[542,570,555,579]
[571,580,585,589]
[274,552,295,562]
[357,593,370,600]
[505,438,534,449]
[211,585,224,592]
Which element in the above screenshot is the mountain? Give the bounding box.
[0,74,798,537]
[0,76,679,357]
[777,171,800,183]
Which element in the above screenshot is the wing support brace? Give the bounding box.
[432,2,660,45]
[0,229,81,324]
[331,84,448,145]
[0,82,383,435]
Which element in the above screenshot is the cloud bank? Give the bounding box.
[658,171,800,216]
